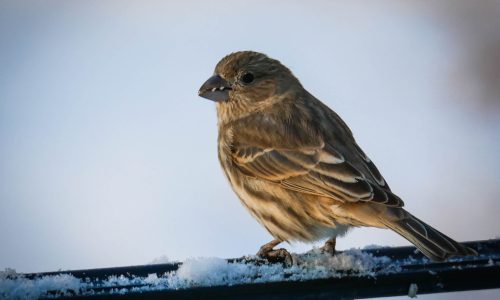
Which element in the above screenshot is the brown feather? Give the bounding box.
[208,51,474,261]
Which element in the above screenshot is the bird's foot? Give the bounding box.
[320,237,336,256]
[257,241,293,266]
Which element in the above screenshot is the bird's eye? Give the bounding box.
[241,73,254,84]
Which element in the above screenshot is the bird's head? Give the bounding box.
[198,51,301,121]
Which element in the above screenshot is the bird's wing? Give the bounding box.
[231,141,403,207]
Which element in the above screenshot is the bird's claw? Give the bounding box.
[319,244,336,256]
[320,238,337,256]
[257,247,293,266]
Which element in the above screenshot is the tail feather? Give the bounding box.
[382,210,477,261]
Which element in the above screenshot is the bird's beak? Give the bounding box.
[198,74,232,102]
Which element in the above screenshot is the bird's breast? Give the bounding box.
[217,136,351,242]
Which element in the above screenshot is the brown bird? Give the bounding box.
[198,51,476,263]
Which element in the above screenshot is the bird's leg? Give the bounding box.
[257,239,293,266]
[320,236,337,256]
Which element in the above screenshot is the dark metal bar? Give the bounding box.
[18,239,500,299]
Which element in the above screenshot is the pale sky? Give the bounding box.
[1,1,499,298]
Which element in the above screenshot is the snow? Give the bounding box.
[0,270,81,300]
[362,244,387,250]
[408,283,418,298]
[0,249,402,299]
[148,255,170,265]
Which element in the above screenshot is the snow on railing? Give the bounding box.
[1,239,499,300]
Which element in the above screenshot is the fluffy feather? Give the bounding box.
[201,51,476,261]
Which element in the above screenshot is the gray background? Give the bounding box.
[1,1,499,298]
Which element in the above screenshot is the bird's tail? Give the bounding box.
[381,209,477,261]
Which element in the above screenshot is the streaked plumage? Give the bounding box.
[198,51,476,262]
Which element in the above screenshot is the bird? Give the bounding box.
[197,51,477,263]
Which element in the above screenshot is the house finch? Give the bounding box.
[198,51,476,263]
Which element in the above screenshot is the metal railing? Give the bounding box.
[19,239,500,299]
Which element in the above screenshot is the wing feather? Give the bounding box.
[231,142,404,207]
